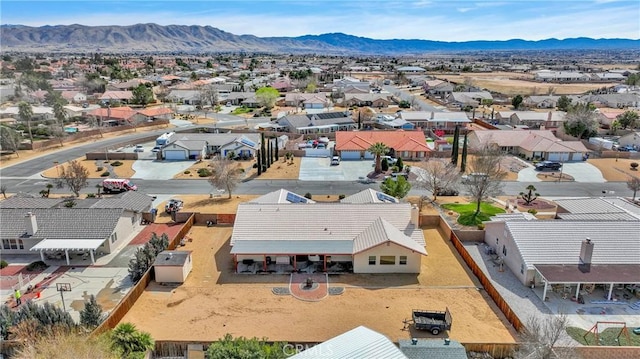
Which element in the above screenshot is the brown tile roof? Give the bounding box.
[335,131,430,152]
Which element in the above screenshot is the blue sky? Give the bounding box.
[2,0,639,41]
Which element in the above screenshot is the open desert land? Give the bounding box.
[436,72,618,96]
[174,156,302,180]
[587,158,640,182]
[119,226,518,344]
[40,156,136,179]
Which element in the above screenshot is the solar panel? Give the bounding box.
[239,137,256,147]
[286,192,308,203]
[376,192,397,203]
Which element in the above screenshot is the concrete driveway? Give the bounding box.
[132,160,194,180]
[299,157,374,181]
[518,162,605,183]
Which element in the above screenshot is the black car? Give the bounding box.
[535,161,562,171]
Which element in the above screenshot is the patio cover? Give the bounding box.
[534,264,640,284]
[231,240,353,255]
[30,238,105,251]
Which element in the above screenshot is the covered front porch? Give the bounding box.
[30,238,107,266]
[234,254,354,274]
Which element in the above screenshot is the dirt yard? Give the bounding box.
[40,157,136,179]
[587,158,640,181]
[119,226,518,344]
[436,72,618,96]
[174,157,301,180]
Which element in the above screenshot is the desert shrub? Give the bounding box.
[527,209,538,215]
[381,158,389,171]
[86,193,96,198]
[477,223,485,230]
[631,162,639,171]
[96,166,104,172]
[338,194,346,200]
[0,260,8,269]
[26,261,48,272]
[304,192,312,199]
[183,170,191,174]
[110,161,123,167]
[197,168,212,177]
[100,171,110,177]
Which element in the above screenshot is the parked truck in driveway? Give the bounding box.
[102,179,137,193]
[404,308,452,335]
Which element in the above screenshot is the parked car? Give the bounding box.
[380,155,397,165]
[461,172,488,184]
[535,161,562,171]
[331,156,340,166]
[134,145,144,152]
[435,188,459,196]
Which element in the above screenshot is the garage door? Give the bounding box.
[364,151,375,160]
[164,150,187,160]
[546,152,570,162]
[570,153,583,161]
[340,150,360,160]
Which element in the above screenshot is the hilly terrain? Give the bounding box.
[2,23,638,54]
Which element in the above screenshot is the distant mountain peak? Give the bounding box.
[1,23,638,54]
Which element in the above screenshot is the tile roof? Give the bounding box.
[353,218,427,255]
[0,208,123,239]
[554,197,639,216]
[249,189,316,204]
[290,326,408,359]
[88,106,137,120]
[335,131,430,152]
[0,197,65,209]
[137,107,174,117]
[100,91,134,100]
[341,189,399,204]
[471,129,559,148]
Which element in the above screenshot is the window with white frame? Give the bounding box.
[399,256,407,265]
[368,256,376,265]
[380,256,395,265]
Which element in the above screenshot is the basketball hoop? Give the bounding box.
[56,283,71,311]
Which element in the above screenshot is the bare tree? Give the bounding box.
[462,144,507,216]
[0,184,7,199]
[627,176,640,201]
[414,159,460,201]
[198,84,219,119]
[58,160,89,197]
[563,103,598,139]
[514,313,579,359]
[208,158,244,199]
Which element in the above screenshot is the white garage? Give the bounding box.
[546,152,570,162]
[340,150,361,160]
[163,149,187,160]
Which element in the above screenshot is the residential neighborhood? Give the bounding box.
[1,20,640,359]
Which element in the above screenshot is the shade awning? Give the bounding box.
[231,240,353,255]
[534,264,640,284]
[30,238,105,251]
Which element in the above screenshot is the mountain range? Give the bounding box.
[2,23,638,54]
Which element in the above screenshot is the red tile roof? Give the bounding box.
[335,131,431,152]
[137,107,174,117]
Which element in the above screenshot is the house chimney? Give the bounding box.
[25,212,38,236]
[579,237,594,273]
[411,205,420,227]
[444,338,451,346]
[411,338,418,345]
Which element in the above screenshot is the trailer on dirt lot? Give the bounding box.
[403,308,452,335]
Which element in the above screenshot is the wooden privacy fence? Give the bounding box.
[92,268,154,336]
[168,213,195,250]
[461,342,519,358]
[449,231,524,332]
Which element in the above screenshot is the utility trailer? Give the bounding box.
[403,308,452,335]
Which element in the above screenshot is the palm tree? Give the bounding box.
[110,322,154,357]
[368,142,389,173]
[18,101,34,145]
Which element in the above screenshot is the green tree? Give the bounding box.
[110,323,154,359]
[255,87,280,110]
[396,157,404,172]
[80,294,104,329]
[563,103,599,139]
[381,158,389,172]
[260,132,267,173]
[206,334,288,359]
[625,73,640,86]
[52,100,67,146]
[511,94,523,109]
[367,142,389,173]
[556,95,572,112]
[616,110,639,129]
[451,125,460,165]
[132,84,154,106]
[18,101,34,145]
[460,133,468,172]
[58,160,89,196]
[380,175,411,199]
